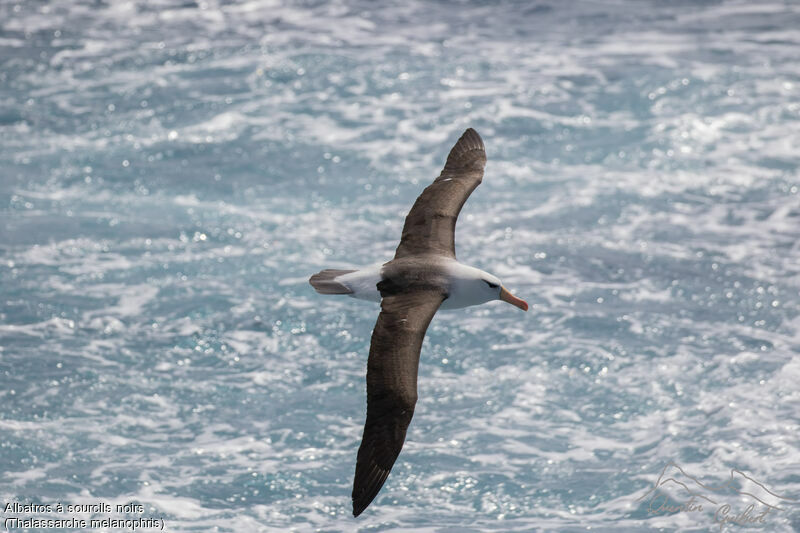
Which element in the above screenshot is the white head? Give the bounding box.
[445,263,528,311]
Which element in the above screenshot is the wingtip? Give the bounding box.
[352,497,374,518]
[352,466,391,518]
[458,127,484,151]
[443,127,485,171]
[351,490,371,517]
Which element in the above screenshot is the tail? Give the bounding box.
[309,269,356,295]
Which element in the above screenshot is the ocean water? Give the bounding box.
[2,0,800,531]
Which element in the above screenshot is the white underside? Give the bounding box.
[333,259,497,310]
[335,263,383,303]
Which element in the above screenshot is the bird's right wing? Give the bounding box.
[352,290,445,516]
[394,128,486,260]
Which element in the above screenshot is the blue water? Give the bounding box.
[2,1,800,531]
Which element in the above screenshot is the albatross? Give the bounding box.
[309,128,528,516]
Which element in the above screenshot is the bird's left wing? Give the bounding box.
[394,128,486,259]
[352,290,445,516]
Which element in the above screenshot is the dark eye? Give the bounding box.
[484,280,499,289]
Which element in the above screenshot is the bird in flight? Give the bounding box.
[309,128,528,516]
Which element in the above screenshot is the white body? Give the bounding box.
[336,264,384,303]
[334,259,502,310]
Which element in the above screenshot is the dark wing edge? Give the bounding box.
[352,290,445,516]
[394,128,486,259]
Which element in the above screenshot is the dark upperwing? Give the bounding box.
[394,128,486,260]
[351,290,445,516]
